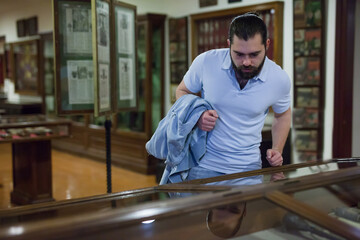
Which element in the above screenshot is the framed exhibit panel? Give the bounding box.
[293,0,324,161]
[12,39,41,95]
[92,0,112,116]
[113,1,137,111]
[190,1,284,66]
[53,0,94,115]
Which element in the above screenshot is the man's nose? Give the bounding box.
[242,56,251,66]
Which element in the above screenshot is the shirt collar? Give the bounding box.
[222,49,269,82]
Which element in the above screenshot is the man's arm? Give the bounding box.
[176,80,194,99]
[176,80,218,131]
[266,107,291,166]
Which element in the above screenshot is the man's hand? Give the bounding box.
[197,110,218,131]
[266,149,283,166]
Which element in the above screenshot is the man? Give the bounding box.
[176,12,291,180]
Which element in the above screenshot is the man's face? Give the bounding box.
[228,33,269,80]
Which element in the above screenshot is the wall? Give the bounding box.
[323,0,336,160]
[0,0,343,161]
[353,0,360,157]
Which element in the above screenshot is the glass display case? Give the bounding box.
[0,159,359,239]
[53,13,166,174]
[0,115,71,205]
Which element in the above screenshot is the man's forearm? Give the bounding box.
[271,108,291,153]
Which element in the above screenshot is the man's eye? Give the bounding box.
[250,53,259,57]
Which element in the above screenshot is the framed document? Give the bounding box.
[12,39,40,95]
[92,0,112,116]
[53,0,94,115]
[113,1,137,110]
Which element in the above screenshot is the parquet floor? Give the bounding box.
[0,143,157,209]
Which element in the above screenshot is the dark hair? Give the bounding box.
[228,12,267,46]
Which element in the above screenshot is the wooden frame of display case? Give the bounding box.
[293,0,324,162]
[0,160,359,239]
[190,1,284,66]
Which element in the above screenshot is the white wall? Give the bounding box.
[323,0,336,160]
[0,0,52,42]
[353,0,360,157]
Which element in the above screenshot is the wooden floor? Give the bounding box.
[0,143,157,209]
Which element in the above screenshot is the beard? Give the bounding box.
[231,53,266,80]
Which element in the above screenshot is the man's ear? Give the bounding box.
[227,39,230,47]
[266,38,270,50]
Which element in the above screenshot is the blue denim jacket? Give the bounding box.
[145,94,213,184]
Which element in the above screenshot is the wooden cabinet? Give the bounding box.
[53,14,166,175]
[0,115,71,205]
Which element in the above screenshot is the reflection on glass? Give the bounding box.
[293,179,360,229]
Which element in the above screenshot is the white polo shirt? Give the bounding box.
[183,48,291,173]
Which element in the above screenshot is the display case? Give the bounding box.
[0,115,71,205]
[0,158,359,239]
[53,13,166,174]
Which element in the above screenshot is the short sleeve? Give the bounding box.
[271,71,291,114]
[183,52,206,93]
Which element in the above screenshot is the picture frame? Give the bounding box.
[294,57,320,85]
[199,0,217,8]
[12,39,40,95]
[16,19,27,37]
[295,87,319,108]
[295,130,317,151]
[113,1,137,111]
[27,16,38,36]
[293,108,319,128]
[53,0,94,115]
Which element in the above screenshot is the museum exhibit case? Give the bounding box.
[0,158,359,239]
[0,114,72,205]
